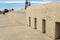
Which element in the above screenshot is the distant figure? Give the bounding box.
[25,0,31,10]
[28,1,31,6]
[3,9,9,15]
[3,12,5,15]
[11,8,14,11]
[25,0,28,9]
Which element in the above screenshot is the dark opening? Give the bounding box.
[29,17,31,27]
[34,18,37,29]
[55,22,60,39]
[42,19,46,33]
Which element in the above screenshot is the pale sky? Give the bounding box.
[0,0,60,1]
[0,0,59,1]
[0,0,60,10]
[0,0,59,3]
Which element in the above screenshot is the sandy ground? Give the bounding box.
[0,13,52,40]
[0,14,13,27]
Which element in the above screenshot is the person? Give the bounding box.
[12,8,14,11]
[3,9,9,15]
[3,12,5,15]
[25,0,28,9]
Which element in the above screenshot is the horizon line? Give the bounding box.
[0,1,51,3]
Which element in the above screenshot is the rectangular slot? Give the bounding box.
[55,22,60,39]
[29,17,31,27]
[34,18,37,29]
[42,19,46,33]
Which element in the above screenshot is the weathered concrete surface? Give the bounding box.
[26,2,60,40]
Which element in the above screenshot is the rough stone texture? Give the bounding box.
[26,2,60,40]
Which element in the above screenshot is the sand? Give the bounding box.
[0,12,48,40]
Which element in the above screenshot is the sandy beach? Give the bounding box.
[0,11,48,40]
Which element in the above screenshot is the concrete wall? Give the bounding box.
[26,2,60,40]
